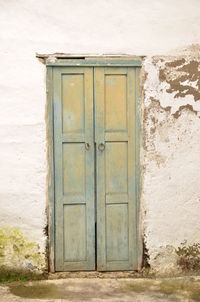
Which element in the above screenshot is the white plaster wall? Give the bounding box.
[143,55,200,273]
[0,0,200,272]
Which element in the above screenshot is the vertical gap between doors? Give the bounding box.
[93,67,97,270]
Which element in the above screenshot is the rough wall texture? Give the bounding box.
[143,49,200,274]
[0,0,200,274]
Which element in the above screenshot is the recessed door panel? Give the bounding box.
[64,205,86,261]
[106,204,129,261]
[105,75,127,132]
[62,74,85,133]
[63,143,85,196]
[105,142,128,194]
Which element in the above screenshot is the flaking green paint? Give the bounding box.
[0,227,45,272]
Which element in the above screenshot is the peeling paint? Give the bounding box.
[142,53,200,274]
[144,56,200,115]
[173,104,198,118]
[161,60,200,101]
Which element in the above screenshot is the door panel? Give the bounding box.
[106,204,129,261]
[95,67,138,271]
[63,205,86,261]
[63,143,85,196]
[105,142,128,194]
[105,74,127,131]
[62,74,85,133]
[53,67,95,271]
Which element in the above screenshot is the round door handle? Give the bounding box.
[98,143,105,151]
[85,143,90,150]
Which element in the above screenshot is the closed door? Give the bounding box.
[52,65,140,271]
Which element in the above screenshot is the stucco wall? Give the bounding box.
[0,0,200,273]
[143,52,200,274]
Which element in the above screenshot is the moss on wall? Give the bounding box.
[0,226,46,273]
[176,242,200,272]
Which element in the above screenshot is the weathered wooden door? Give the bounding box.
[51,62,140,272]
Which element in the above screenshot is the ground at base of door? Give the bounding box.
[1,277,200,301]
[48,271,142,279]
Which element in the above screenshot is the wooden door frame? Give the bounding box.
[46,57,142,272]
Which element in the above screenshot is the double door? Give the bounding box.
[52,65,140,271]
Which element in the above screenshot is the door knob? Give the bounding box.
[98,143,105,151]
[85,143,90,150]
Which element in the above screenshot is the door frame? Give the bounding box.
[46,57,142,272]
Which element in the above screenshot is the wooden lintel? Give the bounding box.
[36,52,144,60]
